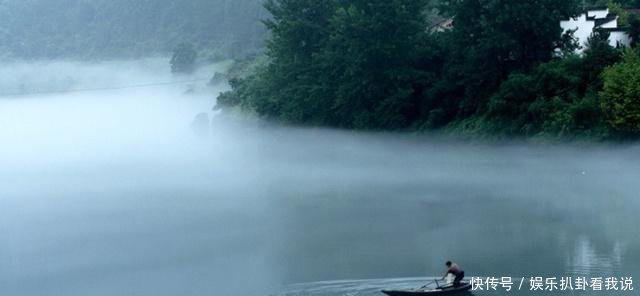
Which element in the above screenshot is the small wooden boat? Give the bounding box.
[382,282,472,296]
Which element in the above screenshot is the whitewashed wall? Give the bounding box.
[600,19,618,29]
[560,10,630,53]
[560,14,595,52]
[610,31,631,48]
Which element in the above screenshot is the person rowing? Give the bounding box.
[441,261,464,287]
[383,261,470,295]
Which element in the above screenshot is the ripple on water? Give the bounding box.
[277,278,439,296]
[565,237,622,276]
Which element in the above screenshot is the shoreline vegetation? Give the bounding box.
[216,0,640,142]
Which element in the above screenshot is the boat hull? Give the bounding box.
[381,283,472,296]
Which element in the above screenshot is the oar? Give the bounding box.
[419,279,438,290]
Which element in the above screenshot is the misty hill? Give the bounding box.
[0,0,266,59]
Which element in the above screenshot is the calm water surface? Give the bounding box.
[0,61,637,296]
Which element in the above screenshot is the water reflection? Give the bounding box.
[566,237,623,275]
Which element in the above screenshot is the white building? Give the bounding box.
[560,8,630,53]
[429,18,453,33]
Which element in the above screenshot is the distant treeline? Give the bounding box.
[0,0,266,60]
[217,0,640,140]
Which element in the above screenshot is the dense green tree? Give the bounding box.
[437,0,580,118]
[219,0,640,141]
[240,0,338,123]
[472,31,620,138]
[601,50,640,133]
[480,56,610,138]
[580,30,622,91]
[586,0,640,7]
[628,14,640,48]
[318,0,430,129]
[220,0,430,129]
[556,29,582,57]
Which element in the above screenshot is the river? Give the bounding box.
[0,60,637,296]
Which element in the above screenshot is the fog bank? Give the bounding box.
[0,60,638,296]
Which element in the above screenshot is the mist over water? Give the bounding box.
[0,61,638,296]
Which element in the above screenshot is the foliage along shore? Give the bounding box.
[216,0,640,142]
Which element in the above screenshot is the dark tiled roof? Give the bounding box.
[593,14,618,27]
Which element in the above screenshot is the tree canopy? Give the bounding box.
[601,50,640,134]
[216,0,640,140]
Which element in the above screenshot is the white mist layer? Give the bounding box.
[0,60,639,296]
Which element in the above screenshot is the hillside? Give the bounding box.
[0,0,266,59]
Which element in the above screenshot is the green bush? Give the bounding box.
[601,50,640,133]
